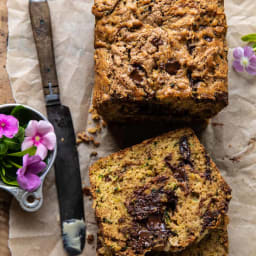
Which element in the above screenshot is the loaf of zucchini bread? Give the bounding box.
[92,0,228,122]
[90,128,231,255]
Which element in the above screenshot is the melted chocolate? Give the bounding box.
[186,39,196,54]
[201,210,219,233]
[204,154,212,180]
[130,64,145,85]
[203,35,213,42]
[165,59,181,75]
[125,184,178,253]
[151,37,163,47]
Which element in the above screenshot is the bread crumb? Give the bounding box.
[88,127,98,134]
[83,186,92,196]
[90,151,98,157]
[102,120,107,127]
[87,234,94,244]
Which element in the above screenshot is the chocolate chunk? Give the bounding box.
[205,154,212,180]
[146,215,166,231]
[187,69,203,88]
[151,37,163,47]
[186,39,196,54]
[130,64,145,85]
[204,35,213,42]
[201,210,219,233]
[165,59,180,75]
[118,217,126,224]
[126,186,178,220]
[179,136,192,165]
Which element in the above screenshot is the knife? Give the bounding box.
[29,1,86,255]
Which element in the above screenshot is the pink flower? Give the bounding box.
[17,154,46,192]
[233,46,256,75]
[0,114,19,139]
[22,120,56,160]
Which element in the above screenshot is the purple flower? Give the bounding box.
[0,114,19,139]
[22,120,56,160]
[233,46,256,75]
[16,154,46,192]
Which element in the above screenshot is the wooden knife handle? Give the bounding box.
[29,0,60,100]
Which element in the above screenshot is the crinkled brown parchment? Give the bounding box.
[6,0,256,255]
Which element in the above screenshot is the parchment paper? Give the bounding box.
[5,0,256,255]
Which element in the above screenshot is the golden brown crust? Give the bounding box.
[92,0,228,123]
[90,128,231,255]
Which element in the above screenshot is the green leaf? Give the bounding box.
[6,159,22,169]
[241,34,256,42]
[2,160,12,169]
[0,167,18,186]
[0,143,8,155]
[10,105,34,127]
[7,146,37,157]
[14,127,25,144]
[253,43,256,52]
[3,138,20,151]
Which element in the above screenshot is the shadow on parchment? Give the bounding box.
[107,120,208,150]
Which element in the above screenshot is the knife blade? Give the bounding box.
[29,1,86,255]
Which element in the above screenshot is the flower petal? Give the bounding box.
[36,143,48,160]
[2,115,19,138]
[42,132,56,150]
[22,154,30,170]
[28,160,47,174]
[21,137,34,151]
[249,55,256,67]
[25,120,38,137]
[244,46,254,58]
[233,47,244,59]
[26,154,41,166]
[37,120,54,135]
[233,60,244,72]
[17,172,41,192]
[246,65,256,75]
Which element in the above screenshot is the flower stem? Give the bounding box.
[7,159,22,169]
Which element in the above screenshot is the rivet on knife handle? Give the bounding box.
[29,0,60,105]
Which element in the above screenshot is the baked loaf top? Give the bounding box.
[90,128,231,255]
[97,216,229,256]
[92,0,228,122]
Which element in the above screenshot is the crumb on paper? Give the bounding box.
[83,186,92,196]
[90,151,98,157]
[211,122,224,127]
[92,138,100,147]
[76,131,101,147]
[88,127,98,134]
[87,234,94,244]
[102,120,107,127]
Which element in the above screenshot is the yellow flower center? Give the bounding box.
[241,57,249,67]
[1,122,5,127]
[35,135,41,142]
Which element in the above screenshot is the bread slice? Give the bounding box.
[90,128,231,255]
[97,216,229,256]
[92,0,228,123]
